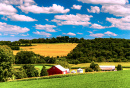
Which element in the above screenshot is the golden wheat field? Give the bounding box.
[13,43,78,57]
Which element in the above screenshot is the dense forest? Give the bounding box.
[67,38,130,63]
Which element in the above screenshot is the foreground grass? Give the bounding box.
[13,43,78,57]
[1,70,130,88]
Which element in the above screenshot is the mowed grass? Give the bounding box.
[1,70,130,88]
[13,43,78,57]
[71,62,130,68]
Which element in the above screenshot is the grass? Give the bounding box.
[0,70,130,88]
[13,43,78,57]
[71,62,130,68]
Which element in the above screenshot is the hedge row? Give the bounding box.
[11,72,95,82]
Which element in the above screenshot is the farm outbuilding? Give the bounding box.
[77,68,83,73]
[99,65,115,71]
[47,65,68,75]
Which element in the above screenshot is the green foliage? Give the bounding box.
[40,65,48,76]
[55,58,71,69]
[90,61,101,71]
[0,45,14,82]
[117,64,123,71]
[68,60,80,64]
[67,38,130,62]
[9,46,20,50]
[14,67,27,79]
[22,64,39,77]
[15,51,43,64]
[85,67,93,72]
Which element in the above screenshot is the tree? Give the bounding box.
[55,58,71,69]
[0,45,14,82]
[117,64,123,71]
[40,65,48,76]
[15,51,39,64]
[22,64,39,77]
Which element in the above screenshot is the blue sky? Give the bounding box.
[0,0,130,41]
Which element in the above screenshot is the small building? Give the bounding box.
[99,65,115,71]
[47,65,68,75]
[71,70,76,73]
[77,68,83,73]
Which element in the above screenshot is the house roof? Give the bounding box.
[99,65,115,69]
[55,65,66,71]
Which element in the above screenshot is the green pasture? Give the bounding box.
[1,70,130,88]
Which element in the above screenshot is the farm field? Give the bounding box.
[71,62,130,68]
[1,70,130,88]
[13,43,78,57]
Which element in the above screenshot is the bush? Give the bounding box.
[22,64,39,77]
[85,67,93,72]
[40,65,48,76]
[117,64,123,71]
[90,61,101,71]
[10,46,20,50]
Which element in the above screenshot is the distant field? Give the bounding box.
[1,70,130,88]
[13,43,78,57]
[71,62,130,67]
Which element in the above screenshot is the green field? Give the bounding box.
[0,70,130,88]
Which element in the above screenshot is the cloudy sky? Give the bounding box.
[0,0,130,41]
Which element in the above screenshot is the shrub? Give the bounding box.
[22,64,39,77]
[40,65,48,76]
[85,67,93,72]
[10,46,20,50]
[117,64,123,71]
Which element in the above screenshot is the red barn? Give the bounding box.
[47,65,67,75]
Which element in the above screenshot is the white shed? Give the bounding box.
[77,68,83,73]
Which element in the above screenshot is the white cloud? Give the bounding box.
[0,3,37,22]
[106,16,130,30]
[71,4,82,10]
[90,33,104,37]
[45,19,49,21]
[0,3,17,15]
[52,14,93,26]
[7,14,37,21]
[77,32,83,34]
[34,24,56,32]
[104,31,117,36]
[88,31,93,34]
[18,4,70,14]
[0,0,35,5]
[87,6,100,13]
[21,33,29,36]
[77,0,128,5]
[102,5,130,17]
[1,17,7,21]
[63,32,76,36]
[10,35,15,36]
[0,22,30,34]
[89,31,117,37]
[90,23,105,29]
[33,31,51,37]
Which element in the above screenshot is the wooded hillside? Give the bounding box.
[67,38,130,63]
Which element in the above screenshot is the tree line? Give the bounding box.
[67,38,130,63]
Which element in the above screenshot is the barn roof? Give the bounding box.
[55,65,66,71]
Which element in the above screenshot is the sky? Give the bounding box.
[0,0,130,41]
